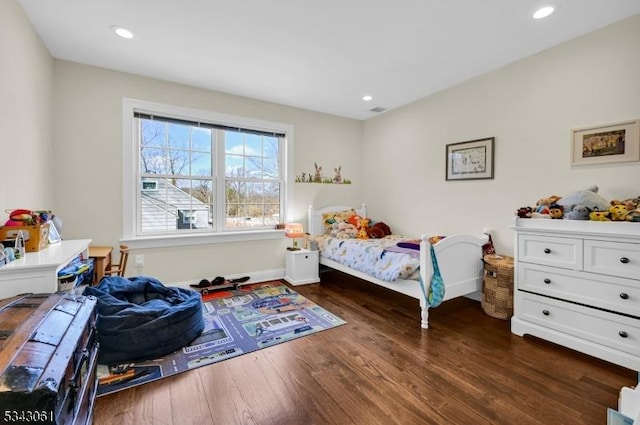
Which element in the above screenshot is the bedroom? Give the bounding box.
[1,0,640,423]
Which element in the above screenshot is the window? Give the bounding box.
[141,180,158,191]
[122,99,293,247]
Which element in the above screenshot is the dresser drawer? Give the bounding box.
[518,292,640,357]
[518,263,640,318]
[518,234,582,270]
[584,239,640,280]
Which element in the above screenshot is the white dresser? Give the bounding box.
[511,218,640,371]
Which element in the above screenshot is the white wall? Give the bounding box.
[4,0,640,282]
[52,61,362,282]
[0,0,53,213]
[362,14,640,255]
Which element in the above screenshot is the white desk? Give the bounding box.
[0,239,92,299]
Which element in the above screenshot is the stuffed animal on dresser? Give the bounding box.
[564,204,590,220]
[589,210,611,221]
[516,206,533,218]
[627,208,640,222]
[609,204,629,221]
[549,203,564,219]
[556,185,610,212]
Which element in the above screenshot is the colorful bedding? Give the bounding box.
[316,234,420,281]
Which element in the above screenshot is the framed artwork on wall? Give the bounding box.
[571,119,640,166]
[446,137,495,181]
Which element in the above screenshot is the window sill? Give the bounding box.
[121,229,285,250]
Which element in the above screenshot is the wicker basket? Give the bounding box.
[481,254,514,320]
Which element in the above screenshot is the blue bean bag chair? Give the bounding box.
[84,276,204,364]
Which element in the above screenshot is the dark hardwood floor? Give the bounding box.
[94,271,636,425]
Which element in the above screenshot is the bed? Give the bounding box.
[308,204,489,329]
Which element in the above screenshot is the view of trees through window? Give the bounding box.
[137,114,282,234]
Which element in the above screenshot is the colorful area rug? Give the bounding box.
[96,280,346,396]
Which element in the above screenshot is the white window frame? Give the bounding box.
[121,98,294,249]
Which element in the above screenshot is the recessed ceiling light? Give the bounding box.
[533,6,555,19]
[362,95,373,102]
[110,25,135,39]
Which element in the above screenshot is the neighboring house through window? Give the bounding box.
[122,98,294,248]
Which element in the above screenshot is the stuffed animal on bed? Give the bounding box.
[322,209,357,233]
[330,221,358,239]
[357,218,370,239]
[366,221,392,239]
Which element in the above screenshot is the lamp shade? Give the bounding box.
[284,223,304,238]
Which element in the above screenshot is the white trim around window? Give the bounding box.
[121,97,294,249]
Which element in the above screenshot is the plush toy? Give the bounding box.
[366,221,392,239]
[536,195,562,209]
[356,218,370,239]
[626,207,640,222]
[535,205,550,215]
[531,212,551,219]
[347,214,362,228]
[375,221,391,236]
[609,204,629,221]
[516,206,533,218]
[329,221,357,239]
[589,210,611,221]
[367,226,385,239]
[564,204,590,220]
[556,185,610,213]
[322,209,356,233]
[548,203,564,219]
[621,197,640,212]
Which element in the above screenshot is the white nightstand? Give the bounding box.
[284,249,319,286]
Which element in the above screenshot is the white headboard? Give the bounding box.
[308,204,367,235]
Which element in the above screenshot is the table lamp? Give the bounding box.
[284,223,304,251]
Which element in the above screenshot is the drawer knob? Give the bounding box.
[543,278,551,284]
[543,248,551,254]
[620,293,629,300]
[620,257,630,264]
[619,331,628,338]
[542,309,550,316]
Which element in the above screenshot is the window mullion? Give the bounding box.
[215,129,226,231]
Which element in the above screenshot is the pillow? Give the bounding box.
[322,208,356,233]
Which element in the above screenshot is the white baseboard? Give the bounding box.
[168,268,285,289]
[464,290,482,302]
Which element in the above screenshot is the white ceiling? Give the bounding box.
[18,0,640,120]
